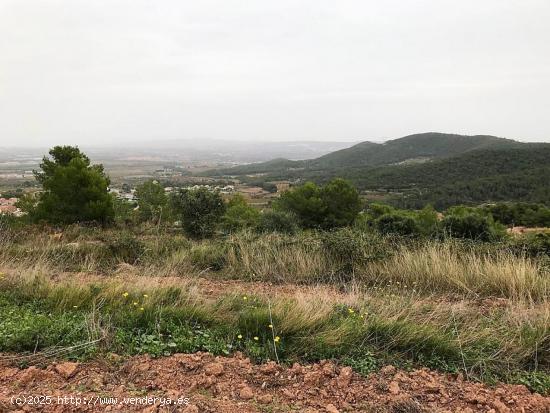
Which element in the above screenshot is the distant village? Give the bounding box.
[0,196,23,217]
[0,176,291,217]
[109,179,290,203]
[109,182,238,202]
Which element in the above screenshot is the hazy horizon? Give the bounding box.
[0,132,545,150]
[2,1,550,146]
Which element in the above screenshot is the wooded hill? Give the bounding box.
[203,133,550,208]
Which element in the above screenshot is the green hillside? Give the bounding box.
[206,158,305,176]
[206,132,522,176]
[202,133,550,208]
[345,146,550,208]
[339,145,550,189]
[309,132,519,168]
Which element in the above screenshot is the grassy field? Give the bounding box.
[0,225,549,395]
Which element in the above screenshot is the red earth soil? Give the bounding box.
[1,352,549,412]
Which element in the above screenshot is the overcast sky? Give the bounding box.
[1,0,549,146]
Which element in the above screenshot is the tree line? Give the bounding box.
[11,146,550,244]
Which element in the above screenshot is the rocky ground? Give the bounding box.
[1,352,549,413]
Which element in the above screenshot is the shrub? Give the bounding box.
[275,181,325,228]
[483,202,550,227]
[320,178,362,228]
[320,229,366,279]
[512,232,550,257]
[135,180,168,223]
[442,213,504,241]
[221,195,260,233]
[320,229,365,264]
[171,187,225,238]
[375,213,421,236]
[416,205,440,236]
[362,203,439,237]
[363,203,395,220]
[275,178,361,229]
[112,196,136,225]
[105,232,145,264]
[319,229,393,281]
[257,210,299,234]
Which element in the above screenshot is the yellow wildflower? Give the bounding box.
[237,334,242,339]
[122,292,129,297]
[274,336,280,343]
[268,324,273,329]
[253,336,259,341]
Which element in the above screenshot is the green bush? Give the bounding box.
[319,229,393,280]
[362,203,439,237]
[275,178,361,229]
[483,202,550,227]
[512,232,550,257]
[171,187,226,238]
[321,178,362,228]
[257,210,299,234]
[442,213,504,241]
[112,196,137,225]
[105,231,145,264]
[135,180,169,223]
[375,213,421,236]
[320,229,366,272]
[221,195,260,233]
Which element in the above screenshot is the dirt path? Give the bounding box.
[1,352,548,412]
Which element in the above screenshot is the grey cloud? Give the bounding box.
[1,0,549,146]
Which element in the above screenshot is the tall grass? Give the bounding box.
[0,266,548,393]
[365,244,548,301]
[1,227,548,301]
[225,232,327,282]
[2,225,549,394]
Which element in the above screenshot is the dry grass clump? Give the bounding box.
[363,243,548,301]
[225,232,327,282]
[1,228,548,302]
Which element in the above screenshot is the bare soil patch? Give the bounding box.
[1,352,548,412]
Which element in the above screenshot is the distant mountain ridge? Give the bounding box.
[313,132,519,168]
[205,132,524,175]
[203,132,550,207]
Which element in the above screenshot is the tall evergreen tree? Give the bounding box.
[30,146,114,224]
